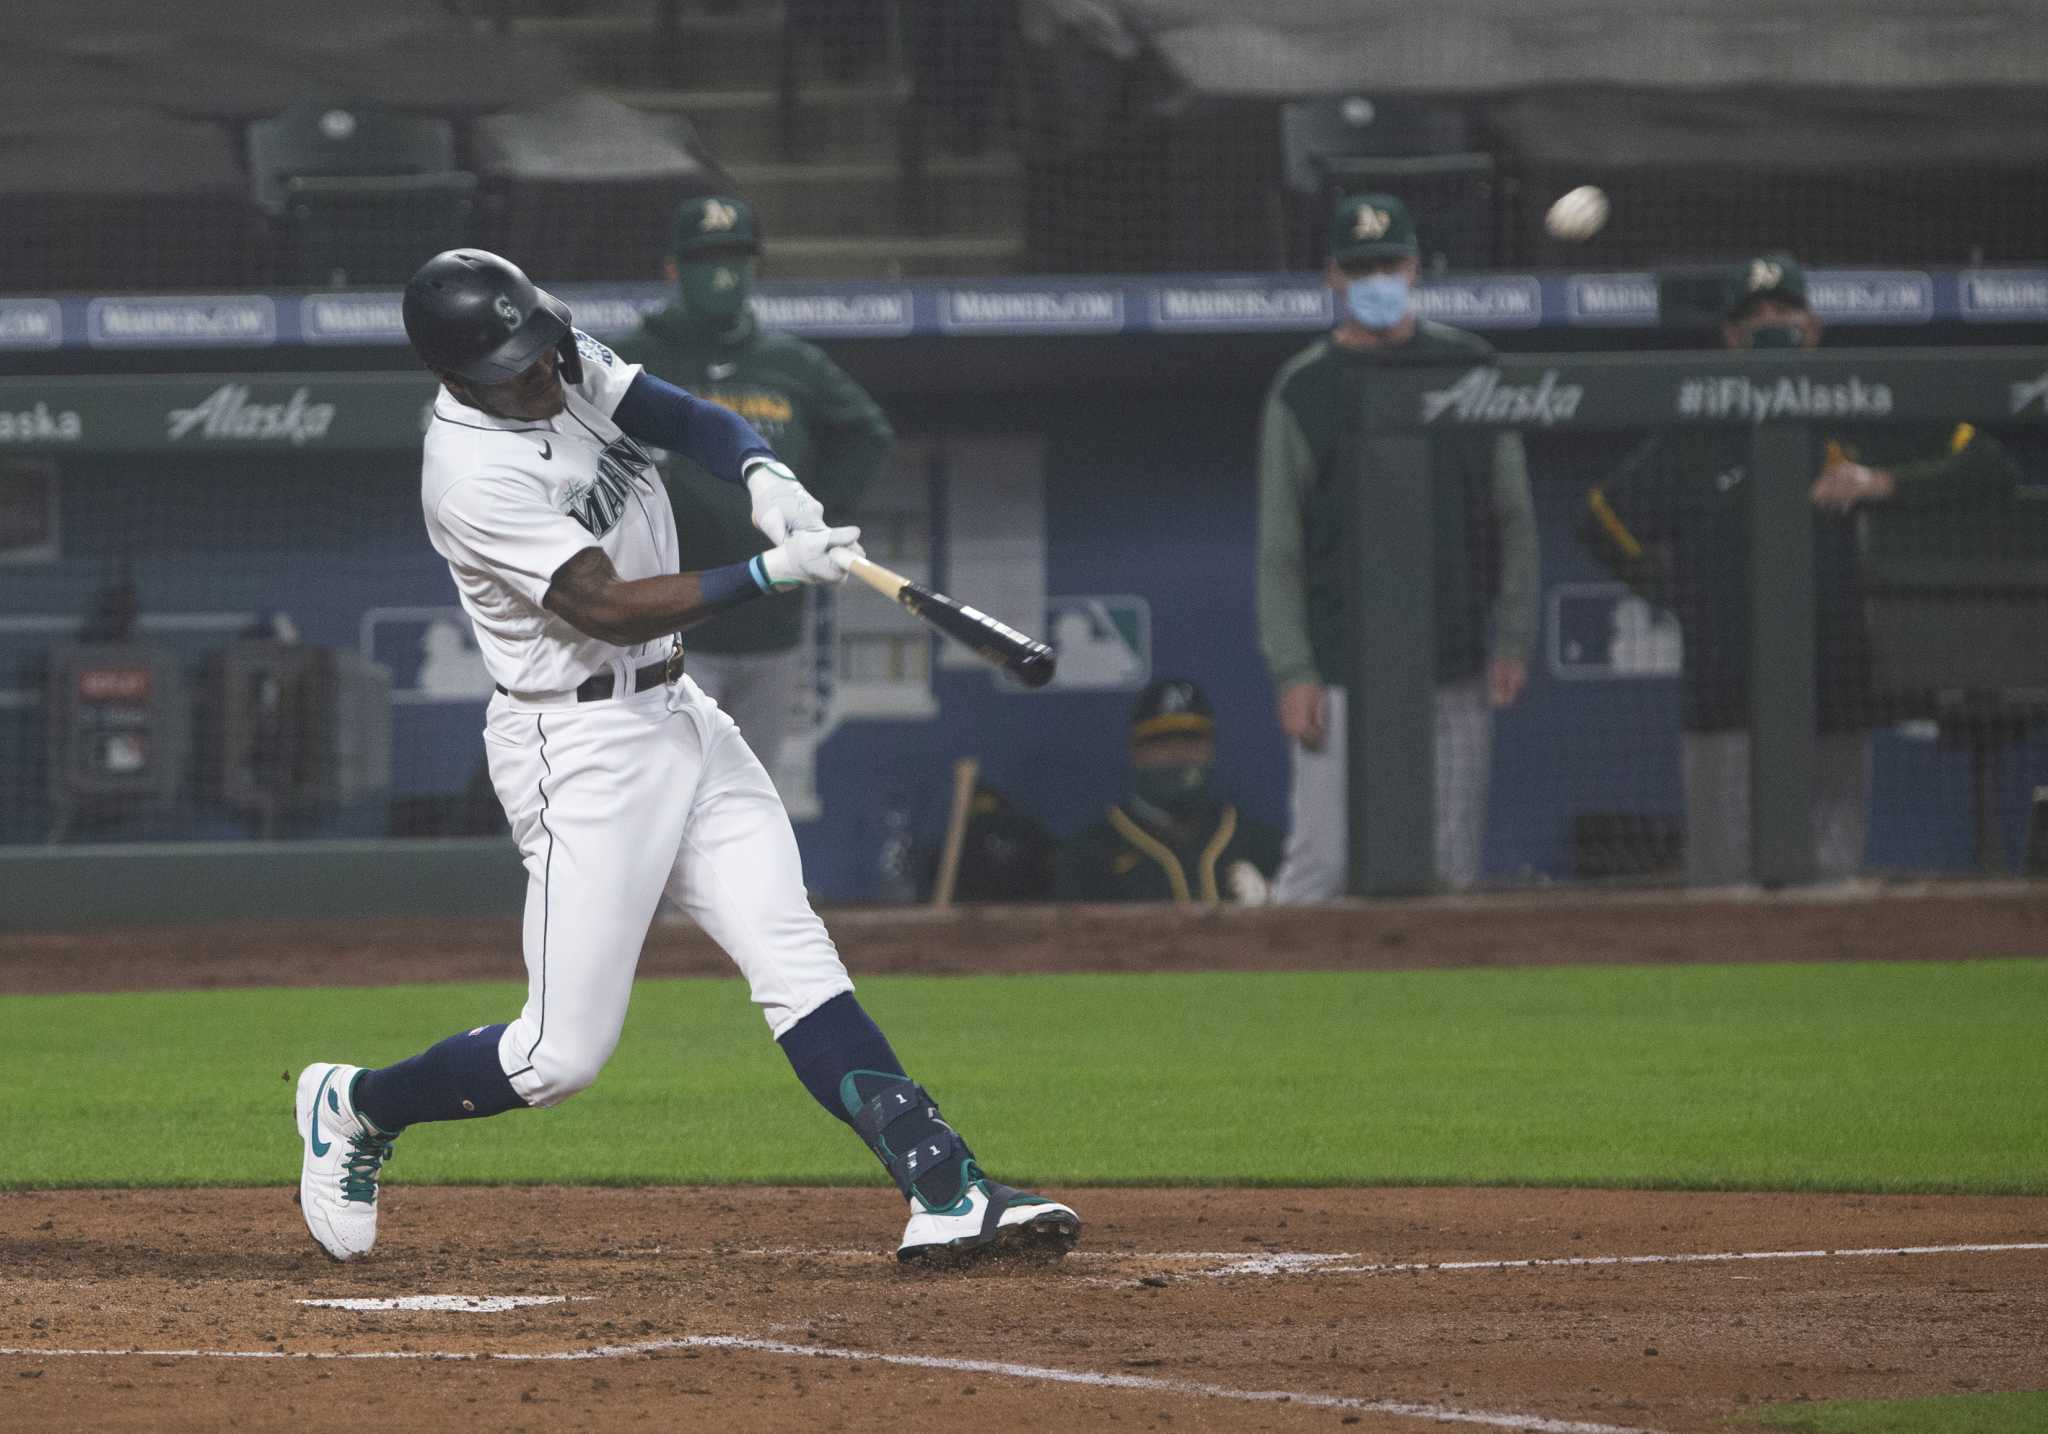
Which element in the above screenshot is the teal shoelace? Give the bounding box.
[340,1132,395,1205]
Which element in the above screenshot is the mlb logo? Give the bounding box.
[1549,584,1681,681]
[362,607,495,702]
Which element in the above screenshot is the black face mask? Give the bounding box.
[1746,323,1804,350]
[1133,762,1215,816]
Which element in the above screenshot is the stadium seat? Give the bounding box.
[1277,96,1496,272]
[246,99,477,286]
[471,94,720,282]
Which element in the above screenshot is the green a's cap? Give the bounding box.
[1330,192,1419,263]
[1727,252,1808,316]
[670,195,761,259]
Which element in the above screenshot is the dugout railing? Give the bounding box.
[1342,347,2048,896]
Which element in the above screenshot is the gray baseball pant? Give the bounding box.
[1272,681,1492,901]
[1681,729,1871,885]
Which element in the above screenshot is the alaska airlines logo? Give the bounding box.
[166,384,334,444]
[2012,370,2048,416]
[561,435,655,537]
[1421,367,1583,426]
[0,401,82,443]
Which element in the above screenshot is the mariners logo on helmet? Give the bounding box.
[493,294,521,327]
[1353,207,1392,241]
[701,200,739,233]
[1748,260,1785,294]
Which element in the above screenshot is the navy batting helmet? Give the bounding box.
[402,249,583,386]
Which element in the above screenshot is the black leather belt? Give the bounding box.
[496,653,678,704]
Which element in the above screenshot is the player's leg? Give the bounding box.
[296,695,695,1260]
[1681,727,1750,884]
[664,691,1078,1262]
[1433,677,1491,889]
[1811,730,1872,881]
[1272,686,1348,902]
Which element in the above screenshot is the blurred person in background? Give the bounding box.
[1257,193,1539,899]
[1580,253,2020,884]
[617,196,893,792]
[1057,679,1282,905]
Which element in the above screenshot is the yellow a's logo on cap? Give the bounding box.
[1352,206,1392,241]
[701,200,739,233]
[1748,259,1784,293]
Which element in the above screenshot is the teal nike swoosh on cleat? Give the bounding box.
[309,1068,336,1157]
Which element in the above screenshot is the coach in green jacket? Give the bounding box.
[1581,253,2019,884]
[1257,192,1540,897]
[615,195,894,791]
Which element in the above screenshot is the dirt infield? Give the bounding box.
[5,886,2046,1431]
[4,1186,2045,1433]
[6,880,2048,994]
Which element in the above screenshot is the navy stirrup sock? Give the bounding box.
[778,993,973,1208]
[351,1024,527,1134]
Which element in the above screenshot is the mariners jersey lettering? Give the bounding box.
[421,330,680,695]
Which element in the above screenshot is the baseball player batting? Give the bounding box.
[293,249,1079,1266]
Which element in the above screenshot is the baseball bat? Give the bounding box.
[931,756,980,910]
[844,556,1057,689]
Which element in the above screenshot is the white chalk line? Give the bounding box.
[728,1240,2048,1281]
[1190,1240,2048,1279]
[0,1333,1651,1434]
[298,1295,571,1313]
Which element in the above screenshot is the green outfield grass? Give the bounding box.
[2,960,2043,1191]
[1755,1392,2048,1433]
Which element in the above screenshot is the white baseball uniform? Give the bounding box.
[421,330,853,1108]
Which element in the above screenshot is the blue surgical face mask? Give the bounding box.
[1746,322,1804,350]
[1345,274,1412,330]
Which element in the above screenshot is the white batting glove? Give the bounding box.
[1224,860,1271,907]
[760,526,863,588]
[744,457,827,543]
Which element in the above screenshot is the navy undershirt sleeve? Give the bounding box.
[612,372,774,483]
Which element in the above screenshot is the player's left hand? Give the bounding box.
[744,458,828,543]
[1810,458,1895,512]
[1488,655,1527,708]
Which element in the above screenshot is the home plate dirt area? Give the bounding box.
[3,1185,2046,1433]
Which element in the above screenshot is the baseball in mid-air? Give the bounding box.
[1545,185,1610,242]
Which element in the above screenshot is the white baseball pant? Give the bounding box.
[480,667,853,1107]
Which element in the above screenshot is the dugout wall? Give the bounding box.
[3,344,2047,925]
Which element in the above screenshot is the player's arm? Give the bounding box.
[1489,433,1540,665]
[1581,434,1678,611]
[1812,424,2021,511]
[612,372,827,541]
[542,529,862,646]
[801,349,895,520]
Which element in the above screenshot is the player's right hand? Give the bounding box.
[761,525,864,588]
[1277,681,1328,750]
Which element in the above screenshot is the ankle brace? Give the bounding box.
[846,1076,976,1211]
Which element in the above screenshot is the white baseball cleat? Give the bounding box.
[294,1063,395,1262]
[897,1171,1080,1265]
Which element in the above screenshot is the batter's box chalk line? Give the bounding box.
[1180,1240,2048,1280]
[741,1239,2048,1283]
[298,1295,591,1313]
[0,1332,1656,1434]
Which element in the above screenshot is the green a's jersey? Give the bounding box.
[615,306,893,654]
